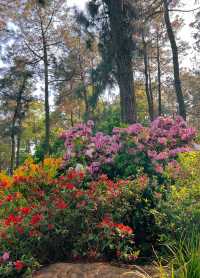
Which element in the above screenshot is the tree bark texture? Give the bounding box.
[105,0,137,123]
[156,32,162,116]
[163,0,186,120]
[142,34,154,121]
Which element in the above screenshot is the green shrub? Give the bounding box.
[157,152,200,242]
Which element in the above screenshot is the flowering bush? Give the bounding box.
[0,167,150,276]
[60,117,196,178]
[13,157,62,184]
[60,120,121,176]
[0,172,12,189]
[0,117,197,276]
[0,252,39,277]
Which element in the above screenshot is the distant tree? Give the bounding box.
[163,0,186,120]
[0,58,33,174]
[12,0,67,154]
[54,22,100,122]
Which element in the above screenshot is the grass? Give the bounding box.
[155,229,200,278]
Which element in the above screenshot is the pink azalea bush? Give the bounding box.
[60,116,196,178]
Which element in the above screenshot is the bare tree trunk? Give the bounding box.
[163,0,186,120]
[10,129,15,175]
[26,140,31,153]
[70,111,74,127]
[78,51,90,122]
[156,32,162,116]
[116,54,137,123]
[148,60,154,119]
[142,34,154,121]
[83,85,90,122]
[10,78,26,174]
[16,130,21,168]
[106,0,137,123]
[42,31,50,155]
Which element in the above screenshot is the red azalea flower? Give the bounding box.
[115,223,133,234]
[20,207,31,215]
[97,216,114,228]
[4,214,23,226]
[48,224,54,230]
[98,216,134,235]
[6,194,13,202]
[14,260,25,271]
[75,190,85,198]
[16,226,24,235]
[36,190,45,197]
[52,188,59,194]
[66,171,76,180]
[30,213,43,225]
[29,230,41,237]
[76,200,87,208]
[55,199,68,209]
[64,183,76,190]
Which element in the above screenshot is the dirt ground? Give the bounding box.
[34,262,160,278]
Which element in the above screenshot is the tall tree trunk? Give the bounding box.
[42,33,50,154]
[78,52,90,122]
[26,140,31,153]
[70,111,74,127]
[10,78,26,174]
[83,85,90,122]
[116,54,137,123]
[163,0,186,120]
[148,60,154,119]
[10,128,15,175]
[16,117,22,168]
[142,34,154,121]
[156,32,162,116]
[106,0,137,123]
[16,130,21,168]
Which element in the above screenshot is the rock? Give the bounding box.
[192,142,200,151]
[34,262,156,278]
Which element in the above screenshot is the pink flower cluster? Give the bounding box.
[61,121,121,175]
[61,117,196,175]
[60,121,94,161]
[147,116,196,172]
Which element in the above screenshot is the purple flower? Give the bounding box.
[87,120,94,127]
[155,164,163,174]
[61,116,196,177]
[127,123,143,135]
[88,162,100,175]
[112,127,123,134]
[2,252,9,262]
[169,147,192,157]
[155,152,169,161]
[85,148,94,158]
[147,150,157,159]
[104,157,113,164]
[158,137,167,145]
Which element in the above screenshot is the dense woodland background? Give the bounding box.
[0,0,200,173]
